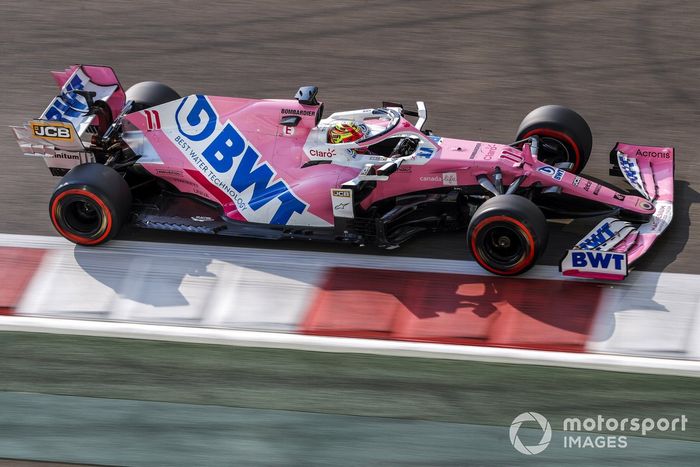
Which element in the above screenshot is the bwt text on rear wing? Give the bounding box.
[11,65,125,176]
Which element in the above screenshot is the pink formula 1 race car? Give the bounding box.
[13,65,675,280]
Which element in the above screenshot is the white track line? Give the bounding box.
[0,232,671,281]
[1,232,695,281]
[0,316,699,378]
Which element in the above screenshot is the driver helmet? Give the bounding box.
[327,122,366,144]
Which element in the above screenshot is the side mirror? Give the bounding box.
[295,86,319,106]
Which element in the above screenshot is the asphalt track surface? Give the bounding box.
[1,1,699,274]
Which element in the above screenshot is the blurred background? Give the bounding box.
[1,1,699,465]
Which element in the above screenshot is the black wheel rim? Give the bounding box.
[61,196,103,236]
[476,223,528,270]
[539,136,573,167]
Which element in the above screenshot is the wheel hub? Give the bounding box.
[496,235,511,248]
[540,136,571,166]
[62,196,102,235]
[480,224,527,267]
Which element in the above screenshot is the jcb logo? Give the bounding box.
[32,124,72,140]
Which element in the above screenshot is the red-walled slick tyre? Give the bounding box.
[516,105,592,174]
[49,163,131,246]
[468,195,548,276]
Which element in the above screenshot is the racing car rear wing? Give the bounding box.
[560,143,674,280]
[11,65,126,176]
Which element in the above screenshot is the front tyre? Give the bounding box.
[516,105,592,173]
[50,164,131,246]
[467,195,548,276]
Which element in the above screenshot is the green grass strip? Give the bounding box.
[1,331,698,441]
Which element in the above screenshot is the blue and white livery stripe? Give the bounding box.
[41,68,117,136]
[575,217,635,251]
[617,151,649,199]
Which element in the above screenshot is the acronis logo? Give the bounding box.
[174,95,306,224]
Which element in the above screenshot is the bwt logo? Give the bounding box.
[175,95,306,224]
[571,251,625,270]
[537,166,564,181]
[44,74,88,121]
[577,223,614,249]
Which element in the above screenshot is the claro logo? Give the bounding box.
[309,148,335,158]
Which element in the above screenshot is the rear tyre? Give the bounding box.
[50,164,132,246]
[516,105,592,173]
[125,81,180,111]
[467,195,548,276]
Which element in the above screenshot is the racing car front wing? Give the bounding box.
[560,143,674,280]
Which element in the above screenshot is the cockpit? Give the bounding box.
[303,102,437,165]
[324,108,402,145]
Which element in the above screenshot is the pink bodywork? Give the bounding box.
[20,65,672,280]
[112,83,671,270]
[127,97,359,224]
[122,95,673,236]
